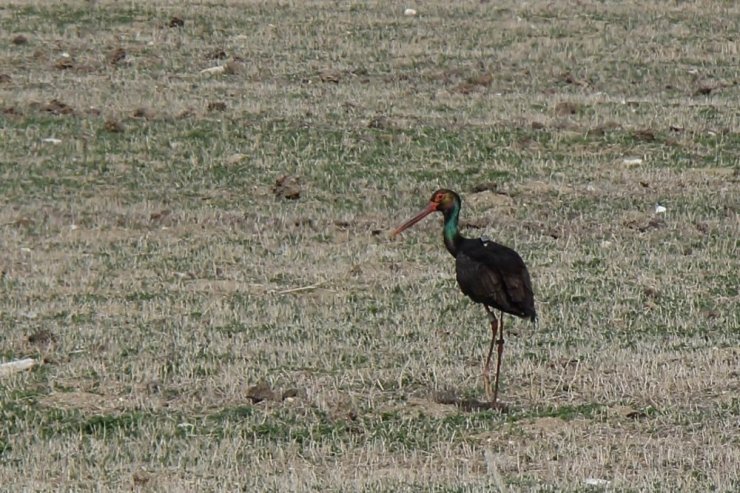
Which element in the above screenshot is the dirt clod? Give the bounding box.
[281,388,303,400]
[694,84,713,96]
[643,286,659,299]
[12,34,28,45]
[177,109,195,119]
[223,60,243,75]
[168,16,185,28]
[319,70,341,84]
[104,118,125,133]
[132,471,151,486]
[150,210,171,222]
[206,49,228,60]
[559,71,589,87]
[368,115,391,129]
[28,329,57,345]
[247,382,278,403]
[273,175,301,200]
[555,101,580,115]
[470,182,498,193]
[207,101,227,112]
[632,129,656,142]
[108,47,127,66]
[587,122,621,137]
[132,107,153,119]
[54,58,74,70]
[642,217,666,231]
[432,389,506,413]
[44,99,74,115]
[432,389,458,405]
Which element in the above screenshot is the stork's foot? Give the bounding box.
[481,374,507,412]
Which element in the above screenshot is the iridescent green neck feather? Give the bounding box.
[442,200,463,257]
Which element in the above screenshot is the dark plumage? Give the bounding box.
[393,189,536,407]
[456,238,536,322]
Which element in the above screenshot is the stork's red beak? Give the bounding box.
[392,202,438,237]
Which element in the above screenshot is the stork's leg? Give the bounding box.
[491,312,506,405]
[482,306,498,401]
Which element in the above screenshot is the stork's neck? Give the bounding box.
[442,201,463,257]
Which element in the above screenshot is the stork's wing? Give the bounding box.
[455,239,536,319]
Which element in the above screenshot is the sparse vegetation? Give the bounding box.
[0,0,738,491]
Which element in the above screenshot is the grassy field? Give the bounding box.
[1,0,738,491]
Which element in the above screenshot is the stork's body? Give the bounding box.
[393,189,536,407]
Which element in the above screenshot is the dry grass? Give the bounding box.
[1,0,738,491]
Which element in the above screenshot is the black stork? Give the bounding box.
[392,189,536,407]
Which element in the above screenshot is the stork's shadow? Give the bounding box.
[433,390,510,413]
